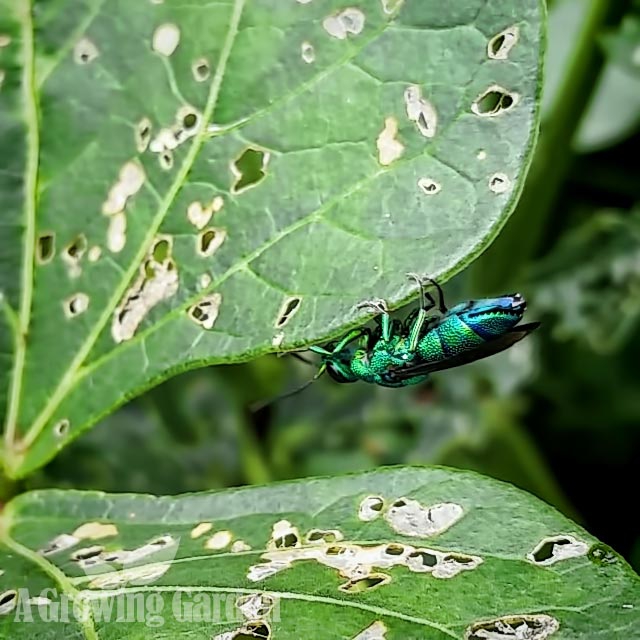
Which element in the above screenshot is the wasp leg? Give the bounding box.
[404,274,432,352]
[309,327,370,357]
[406,273,447,313]
[356,298,392,341]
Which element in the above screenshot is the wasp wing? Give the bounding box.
[388,322,540,380]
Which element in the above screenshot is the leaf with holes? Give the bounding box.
[0,0,544,477]
[0,467,638,638]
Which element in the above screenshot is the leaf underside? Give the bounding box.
[0,467,638,639]
[0,0,543,476]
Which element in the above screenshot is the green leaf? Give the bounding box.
[0,467,638,638]
[0,0,544,477]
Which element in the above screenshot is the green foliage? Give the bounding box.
[1,0,639,636]
[0,0,543,478]
[2,468,639,638]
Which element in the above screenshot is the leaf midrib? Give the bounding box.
[0,517,99,640]
[15,0,247,455]
[80,584,459,637]
[3,0,39,452]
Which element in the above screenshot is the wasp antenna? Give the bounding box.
[251,365,326,412]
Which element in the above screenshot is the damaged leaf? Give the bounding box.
[0,467,638,638]
[0,0,543,475]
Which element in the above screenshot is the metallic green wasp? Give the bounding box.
[309,274,539,387]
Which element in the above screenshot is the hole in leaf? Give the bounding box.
[418,177,441,195]
[200,230,217,253]
[384,543,405,556]
[192,57,210,82]
[306,529,343,544]
[232,148,269,193]
[408,550,438,567]
[197,228,227,257]
[160,151,173,170]
[444,553,474,565]
[37,232,55,263]
[326,545,347,556]
[236,593,275,621]
[236,621,271,639]
[54,419,70,438]
[152,238,171,263]
[136,117,152,153]
[301,41,315,63]
[182,112,198,129]
[472,86,519,116]
[488,25,519,60]
[340,573,390,593]
[65,234,87,260]
[358,495,385,521]
[466,615,559,640]
[489,173,511,194]
[533,538,570,563]
[71,546,104,562]
[275,297,301,328]
[275,533,299,548]
[0,590,17,615]
[64,293,89,318]
[188,293,222,330]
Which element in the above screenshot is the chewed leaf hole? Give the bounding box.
[37,232,55,264]
[275,296,302,328]
[180,108,199,131]
[472,86,519,116]
[384,543,405,556]
[136,117,152,153]
[192,58,210,82]
[301,41,315,63]
[358,495,384,521]
[408,550,438,568]
[231,148,269,193]
[64,293,89,318]
[213,620,271,640]
[323,8,365,39]
[198,228,227,257]
[73,37,99,64]
[188,293,222,330]
[160,151,173,170]
[71,546,104,562]
[152,238,171,263]
[53,419,70,438]
[188,293,222,329]
[528,534,589,566]
[489,173,511,194]
[0,590,17,615]
[418,177,441,195]
[236,593,275,621]
[306,529,344,544]
[488,25,519,60]
[65,234,87,260]
[341,573,390,593]
[352,621,388,639]
[465,614,559,640]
